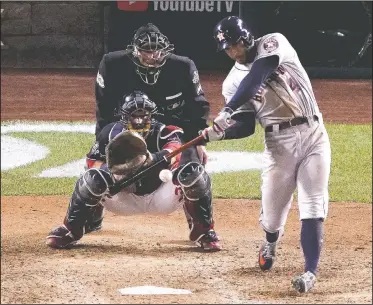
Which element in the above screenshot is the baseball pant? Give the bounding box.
[259,120,331,233]
[102,179,183,215]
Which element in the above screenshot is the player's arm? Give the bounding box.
[223,112,256,139]
[202,110,256,142]
[202,75,257,142]
[86,124,112,170]
[95,54,116,140]
[220,78,257,140]
[225,56,279,112]
[210,55,279,135]
[183,59,210,142]
[220,33,293,116]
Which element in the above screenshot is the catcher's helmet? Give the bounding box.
[213,16,254,51]
[120,91,158,138]
[127,23,174,85]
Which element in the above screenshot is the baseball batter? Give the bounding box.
[202,16,331,293]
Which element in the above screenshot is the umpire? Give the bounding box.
[93,23,221,251]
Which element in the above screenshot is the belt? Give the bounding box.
[265,115,319,132]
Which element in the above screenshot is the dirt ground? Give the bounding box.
[1,69,372,123]
[1,70,372,304]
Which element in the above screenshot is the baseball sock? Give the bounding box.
[265,230,279,243]
[301,218,324,275]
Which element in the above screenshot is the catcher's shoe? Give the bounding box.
[46,225,79,249]
[196,229,222,251]
[291,271,316,293]
[189,222,220,241]
[190,223,222,251]
[259,241,277,271]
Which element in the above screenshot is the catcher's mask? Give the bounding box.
[120,91,158,139]
[127,23,174,85]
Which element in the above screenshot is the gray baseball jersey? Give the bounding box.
[223,33,322,127]
[221,33,331,232]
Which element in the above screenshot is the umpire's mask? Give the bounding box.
[127,23,174,85]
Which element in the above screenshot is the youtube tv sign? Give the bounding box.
[117,1,235,13]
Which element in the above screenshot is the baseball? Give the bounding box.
[159,169,173,182]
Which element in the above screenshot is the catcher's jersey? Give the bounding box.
[223,33,321,127]
[87,121,183,196]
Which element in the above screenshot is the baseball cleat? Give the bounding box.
[195,229,222,251]
[258,241,277,271]
[291,271,316,293]
[188,222,221,251]
[46,225,79,249]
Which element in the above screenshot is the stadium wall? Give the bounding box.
[1,1,104,68]
[1,1,371,79]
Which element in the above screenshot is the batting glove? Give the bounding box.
[213,107,234,132]
[201,126,225,142]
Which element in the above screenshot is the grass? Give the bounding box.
[327,124,372,203]
[1,131,94,196]
[1,122,371,203]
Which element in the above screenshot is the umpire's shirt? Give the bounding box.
[95,50,210,143]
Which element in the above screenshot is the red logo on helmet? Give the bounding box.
[117,1,149,11]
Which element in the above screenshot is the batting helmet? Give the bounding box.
[120,91,158,138]
[127,23,174,85]
[213,16,254,51]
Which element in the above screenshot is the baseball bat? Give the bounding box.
[108,134,205,196]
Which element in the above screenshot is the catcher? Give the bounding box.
[46,91,221,251]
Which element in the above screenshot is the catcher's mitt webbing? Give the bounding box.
[105,130,148,176]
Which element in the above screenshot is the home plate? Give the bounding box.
[118,286,192,295]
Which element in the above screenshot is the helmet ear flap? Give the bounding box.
[242,35,254,49]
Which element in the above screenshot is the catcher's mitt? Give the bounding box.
[105,130,148,176]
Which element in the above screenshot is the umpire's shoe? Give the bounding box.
[46,225,80,249]
[291,271,316,293]
[189,223,222,251]
[258,241,277,271]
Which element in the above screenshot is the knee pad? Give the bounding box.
[77,168,112,206]
[65,169,111,234]
[176,162,211,201]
